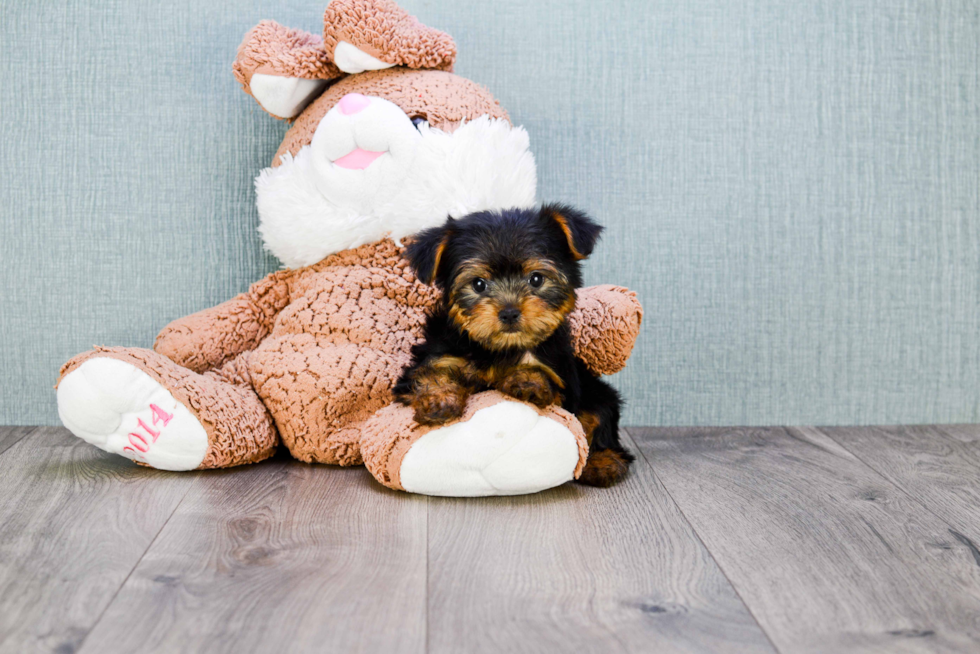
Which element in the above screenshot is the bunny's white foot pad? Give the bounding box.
[398,401,581,497]
[57,357,208,471]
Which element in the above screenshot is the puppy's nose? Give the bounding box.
[338,93,370,115]
[498,307,521,325]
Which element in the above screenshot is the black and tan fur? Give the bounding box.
[394,204,632,487]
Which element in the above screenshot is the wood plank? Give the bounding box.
[78,458,427,654]
[930,424,980,445]
[426,431,776,654]
[0,426,36,458]
[0,427,194,654]
[632,426,980,654]
[818,425,980,543]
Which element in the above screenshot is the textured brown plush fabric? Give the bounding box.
[233,20,343,85]
[154,271,292,374]
[246,241,436,465]
[360,390,590,491]
[273,68,509,166]
[568,285,644,376]
[233,1,458,121]
[233,20,344,119]
[58,347,278,469]
[322,0,456,71]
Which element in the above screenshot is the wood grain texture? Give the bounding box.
[0,427,194,654]
[425,432,776,654]
[8,424,980,653]
[819,425,980,544]
[0,426,35,458]
[631,426,980,654]
[77,459,427,654]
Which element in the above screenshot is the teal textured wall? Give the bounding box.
[1,0,978,426]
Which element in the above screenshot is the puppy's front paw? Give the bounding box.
[412,387,467,426]
[577,449,631,487]
[499,368,557,408]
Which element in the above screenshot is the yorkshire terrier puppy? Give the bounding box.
[394,204,633,487]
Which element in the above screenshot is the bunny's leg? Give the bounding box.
[57,348,278,471]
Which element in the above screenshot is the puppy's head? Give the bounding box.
[406,204,603,350]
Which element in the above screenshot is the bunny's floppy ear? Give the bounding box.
[322,0,456,74]
[233,2,456,119]
[540,204,604,261]
[405,219,454,286]
[233,21,343,120]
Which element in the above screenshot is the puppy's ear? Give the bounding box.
[540,204,604,260]
[405,219,453,285]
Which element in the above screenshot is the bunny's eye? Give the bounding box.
[411,116,427,130]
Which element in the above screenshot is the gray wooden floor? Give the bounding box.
[1,425,979,654]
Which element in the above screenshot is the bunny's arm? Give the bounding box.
[153,271,293,374]
[568,285,644,376]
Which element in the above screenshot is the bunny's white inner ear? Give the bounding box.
[249,74,329,119]
[333,41,396,74]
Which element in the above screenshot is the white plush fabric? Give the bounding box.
[399,401,580,496]
[249,74,328,119]
[57,358,208,471]
[255,96,538,268]
[333,41,396,74]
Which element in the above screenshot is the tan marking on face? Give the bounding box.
[522,258,561,278]
[447,261,577,350]
[485,332,542,350]
[450,261,493,293]
[448,302,467,331]
[451,293,576,351]
[459,298,509,346]
[519,295,570,339]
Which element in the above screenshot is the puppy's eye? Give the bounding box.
[472,278,487,293]
[528,272,544,288]
[411,116,427,130]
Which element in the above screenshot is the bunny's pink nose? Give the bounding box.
[338,93,370,115]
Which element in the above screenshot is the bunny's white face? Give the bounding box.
[255,93,537,269]
[307,93,421,209]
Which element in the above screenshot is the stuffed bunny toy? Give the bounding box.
[56,0,643,496]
